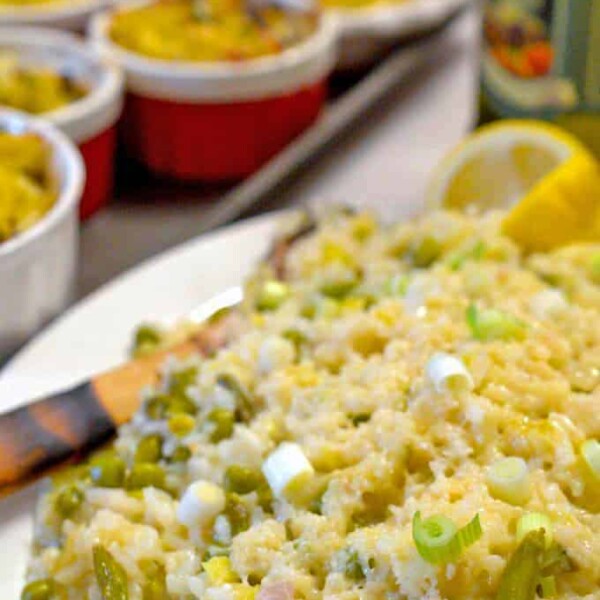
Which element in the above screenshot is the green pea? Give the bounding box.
[168,367,198,395]
[167,414,196,437]
[51,463,90,488]
[300,301,317,319]
[410,236,442,268]
[126,464,165,490]
[55,485,84,518]
[90,456,126,488]
[342,549,365,581]
[350,413,371,426]
[223,465,264,495]
[282,329,308,353]
[93,545,129,600]
[166,394,197,416]
[320,274,358,299]
[21,578,56,600]
[133,325,162,356]
[169,445,191,463]
[224,493,251,535]
[145,395,169,420]
[256,280,290,312]
[207,408,235,443]
[256,484,274,512]
[134,435,163,464]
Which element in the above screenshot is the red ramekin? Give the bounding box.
[90,2,338,181]
[0,28,124,218]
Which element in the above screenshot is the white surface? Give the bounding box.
[335,0,471,69]
[0,28,124,144]
[295,6,480,221]
[0,110,84,359]
[90,2,338,101]
[0,213,277,597]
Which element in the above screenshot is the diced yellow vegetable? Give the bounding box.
[202,556,239,585]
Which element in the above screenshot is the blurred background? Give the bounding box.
[0,0,598,358]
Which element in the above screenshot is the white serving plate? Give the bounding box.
[0,212,278,598]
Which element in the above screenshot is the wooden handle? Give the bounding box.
[0,222,312,496]
[0,341,199,494]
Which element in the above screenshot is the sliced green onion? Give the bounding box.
[467,304,526,342]
[495,530,545,600]
[517,513,553,548]
[386,273,410,297]
[486,457,531,506]
[456,513,483,548]
[580,439,600,481]
[256,280,290,312]
[425,352,474,393]
[93,545,129,600]
[448,241,486,270]
[538,575,557,598]
[412,512,482,564]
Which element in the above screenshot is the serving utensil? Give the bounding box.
[0,213,312,496]
[0,288,242,497]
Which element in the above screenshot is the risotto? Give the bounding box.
[23,210,599,599]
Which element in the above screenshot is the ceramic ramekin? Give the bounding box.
[0,0,109,31]
[0,28,124,218]
[332,0,469,70]
[0,109,84,359]
[90,2,337,180]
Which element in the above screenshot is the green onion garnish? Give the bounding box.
[448,240,486,270]
[495,530,545,600]
[466,304,526,342]
[486,457,531,506]
[517,513,553,548]
[580,439,600,481]
[538,575,557,598]
[412,512,482,564]
[386,274,410,297]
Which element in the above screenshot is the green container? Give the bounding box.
[481,0,600,156]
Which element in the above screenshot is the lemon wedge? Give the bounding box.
[427,120,600,252]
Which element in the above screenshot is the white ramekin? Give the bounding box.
[0,110,84,359]
[0,0,110,31]
[0,28,124,218]
[332,0,470,69]
[90,1,337,180]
